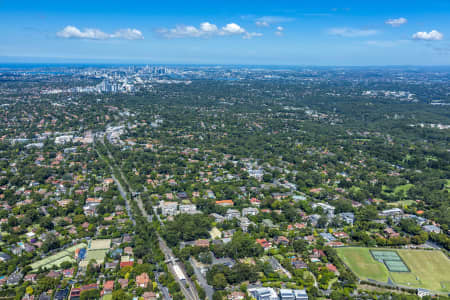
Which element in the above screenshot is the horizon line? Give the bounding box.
[1,61,450,69]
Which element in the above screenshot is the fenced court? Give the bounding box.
[88,239,111,250]
[370,250,409,272]
[30,243,87,271]
[337,247,450,293]
[79,239,111,268]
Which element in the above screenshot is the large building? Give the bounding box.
[280,289,295,300]
[249,287,279,300]
[312,203,335,216]
[279,289,308,300]
[379,208,403,217]
[248,288,308,300]
[293,289,308,300]
[242,207,259,216]
[160,201,178,216]
[179,204,199,214]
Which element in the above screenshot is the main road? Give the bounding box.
[96,137,200,300]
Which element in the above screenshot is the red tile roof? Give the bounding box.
[120,261,134,268]
[103,280,114,291]
[326,263,338,273]
[215,200,234,206]
[256,238,271,249]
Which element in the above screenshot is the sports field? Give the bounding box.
[79,239,111,268]
[371,250,409,272]
[337,247,450,293]
[89,239,111,250]
[30,243,87,270]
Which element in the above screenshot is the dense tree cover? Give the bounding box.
[162,214,213,246]
[0,68,449,299]
[211,231,264,259]
[80,289,100,300]
[206,263,259,289]
[102,81,449,228]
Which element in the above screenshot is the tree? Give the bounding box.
[213,291,225,300]
[225,231,263,259]
[112,290,132,300]
[317,216,328,228]
[36,277,59,292]
[293,239,308,253]
[39,216,54,230]
[212,273,227,290]
[198,252,212,264]
[60,261,73,269]
[263,173,273,182]
[25,286,33,295]
[41,234,60,253]
[80,289,100,300]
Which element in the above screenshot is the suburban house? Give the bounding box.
[194,239,210,248]
[136,272,150,288]
[242,207,259,216]
[216,200,234,207]
[256,238,271,250]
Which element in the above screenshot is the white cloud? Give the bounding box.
[255,16,294,27]
[200,22,218,33]
[328,27,378,37]
[158,22,261,39]
[255,21,270,27]
[221,23,245,35]
[158,25,202,38]
[385,17,407,27]
[275,26,284,36]
[57,26,143,40]
[56,26,110,40]
[412,30,443,41]
[243,32,263,39]
[112,28,144,40]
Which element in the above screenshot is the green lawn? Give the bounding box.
[336,247,389,282]
[386,200,415,207]
[30,243,87,270]
[337,247,450,293]
[85,249,108,263]
[382,184,414,198]
[396,250,450,292]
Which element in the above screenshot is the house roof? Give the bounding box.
[326,263,338,272]
[256,238,270,248]
[120,261,133,268]
[216,200,234,206]
[195,239,210,247]
[103,280,114,290]
[136,273,150,285]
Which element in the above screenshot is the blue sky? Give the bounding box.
[1,0,449,65]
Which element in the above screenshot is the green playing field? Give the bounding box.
[337,247,450,293]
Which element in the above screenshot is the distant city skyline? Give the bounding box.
[1,0,449,65]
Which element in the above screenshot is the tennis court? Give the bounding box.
[89,239,111,250]
[371,250,409,272]
[30,243,87,270]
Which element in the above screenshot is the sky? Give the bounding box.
[1,0,449,65]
